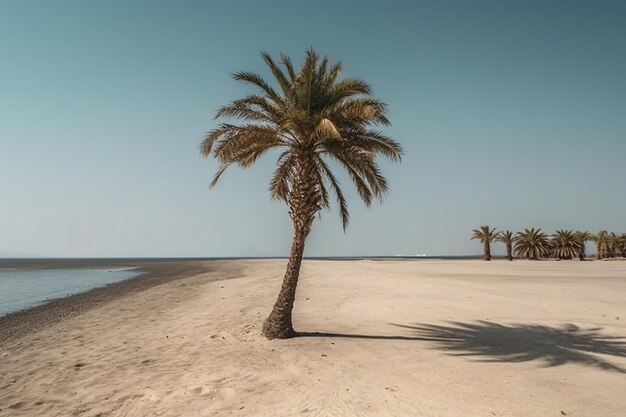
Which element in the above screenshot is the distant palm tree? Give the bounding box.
[551,230,582,260]
[618,233,626,258]
[574,231,593,261]
[593,230,608,260]
[513,228,551,260]
[471,225,498,261]
[496,230,514,261]
[606,232,620,258]
[201,49,402,339]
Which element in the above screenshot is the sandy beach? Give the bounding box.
[1,259,625,416]
[0,261,219,344]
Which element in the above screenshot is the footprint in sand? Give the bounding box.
[9,401,26,409]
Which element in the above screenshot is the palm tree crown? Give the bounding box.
[514,228,551,260]
[202,49,402,230]
[551,230,582,260]
[201,50,402,338]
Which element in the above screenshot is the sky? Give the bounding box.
[1,0,625,258]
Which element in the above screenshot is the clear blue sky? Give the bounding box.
[1,1,625,257]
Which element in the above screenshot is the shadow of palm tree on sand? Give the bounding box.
[299,321,626,373]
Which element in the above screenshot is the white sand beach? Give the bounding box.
[1,259,625,416]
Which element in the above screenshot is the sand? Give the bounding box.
[1,259,625,417]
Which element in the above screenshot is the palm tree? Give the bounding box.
[574,231,593,261]
[551,230,582,260]
[606,232,620,258]
[496,230,514,261]
[619,233,626,258]
[593,230,608,260]
[471,226,498,261]
[513,228,551,260]
[201,50,402,339]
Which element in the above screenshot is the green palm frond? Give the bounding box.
[574,231,593,243]
[496,230,514,244]
[471,225,498,243]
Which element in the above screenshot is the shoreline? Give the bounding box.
[0,261,224,345]
[0,256,487,269]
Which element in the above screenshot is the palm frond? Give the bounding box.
[214,94,280,123]
[232,71,284,107]
[261,51,293,98]
[280,53,297,82]
[201,123,240,156]
[332,130,402,161]
[316,156,349,229]
[268,151,295,201]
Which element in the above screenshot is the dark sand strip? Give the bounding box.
[0,261,227,345]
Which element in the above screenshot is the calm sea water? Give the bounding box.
[0,268,141,316]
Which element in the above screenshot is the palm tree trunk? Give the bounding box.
[506,242,512,261]
[262,151,318,340]
[578,242,586,261]
[483,241,491,261]
[262,224,307,339]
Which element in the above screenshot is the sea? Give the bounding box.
[0,267,141,316]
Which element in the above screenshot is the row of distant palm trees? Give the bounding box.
[471,226,626,261]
